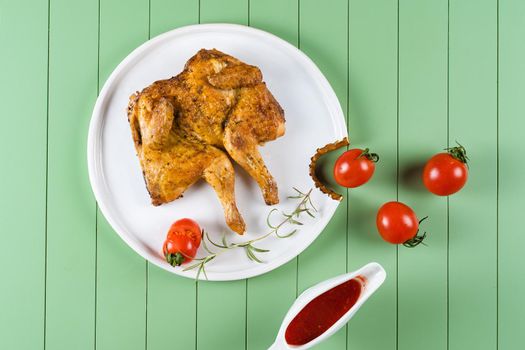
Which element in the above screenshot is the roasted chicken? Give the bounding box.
[127,49,285,234]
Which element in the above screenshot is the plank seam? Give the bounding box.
[245,279,248,350]
[94,208,98,350]
[43,0,51,347]
[195,283,199,350]
[145,263,148,350]
[395,0,400,349]
[345,0,350,348]
[94,0,101,347]
[446,0,450,349]
[148,0,151,39]
[496,0,499,348]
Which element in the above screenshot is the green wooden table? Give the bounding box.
[1,0,523,349]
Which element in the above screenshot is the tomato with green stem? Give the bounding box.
[376,201,427,247]
[333,148,379,188]
[163,218,202,266]
[423,143,469,196]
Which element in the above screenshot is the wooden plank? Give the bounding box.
[196,3,248,350]
[95,0,148,349]
[346,1,397,349]
[44,0,98,348]
[95,217,147,350]
[397,0,448,349]
[448,1,498,349]
[246,264,296,350]
[200,0,248,25]
[298,1,348,349]
[498,0,525,348]
[0,1,48,349]
[150,0,199,36]
[250,0,298,45]
[146,2,199,350]
[197,281,246,350]
[246,2,299,349]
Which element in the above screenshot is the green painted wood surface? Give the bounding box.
[0,1,48,349]
[1,0,523,349]
[448,1,497,349]
[347,1,397,349]
[96,1,149,349]
[46,0,98,349]
[499,1,525,349]
[398,1,448,350]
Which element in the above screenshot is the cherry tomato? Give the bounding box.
[423,144,468,196]
[163,218,202,266]
[334,148,379,188]
[376,201,426,247]
[167,218,202,246]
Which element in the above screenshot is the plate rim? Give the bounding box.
[87,23,347,281]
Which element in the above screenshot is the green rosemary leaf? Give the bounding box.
[196,264,203,280]
[287,195,303,199]
[244,246,254,261]
[183,260,203,272]
[282,212,293,219]
[306,192,317,212]
[276,229,298,239]
[201,235,215,254]
[266,208,278,229]
[290,219,303,225]
[201,264,209,280]
[250,244,270,253]
[221,233,229,248]
[246,246,263,263]
[292,187,304,196]
[206,231,228,249]
[306,209,315,218]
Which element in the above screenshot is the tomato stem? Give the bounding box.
[403,216,429,248]
[445,142,469,165]
[359,148,380,163]
[165,252,185,266]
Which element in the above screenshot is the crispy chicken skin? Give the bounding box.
[127,49,285,234]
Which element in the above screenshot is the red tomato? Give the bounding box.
[376,201,426,247]
[167,218,202,246]
[423,144,468,196]
[334,148,379,188]
[163,218,202,266]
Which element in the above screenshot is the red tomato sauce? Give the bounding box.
[285,277,363,346]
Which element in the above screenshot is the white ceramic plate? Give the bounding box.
[88,24,347,281]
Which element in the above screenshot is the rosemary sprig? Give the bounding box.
[183,188,317,279]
